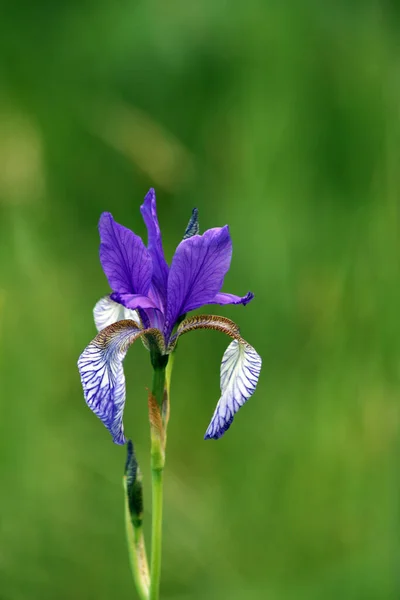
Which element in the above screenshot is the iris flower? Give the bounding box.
[78,189,261,444]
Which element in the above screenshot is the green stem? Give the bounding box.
[165,352,174,393]
[149,365,168,600]
[149,468,163,600]
[152,367,166,406]
[123,478,149,600]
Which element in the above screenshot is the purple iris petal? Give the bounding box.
[99,212,152,295]
[140,189,169,310]
[165,226,232,335]
[210,291,254,307]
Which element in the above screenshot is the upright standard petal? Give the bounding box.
[204,339,262,439]
[140,189,169,309]
[165,226,232,334]
[99,212,152,295]
[93,296,141,331]
[78,320,165,444]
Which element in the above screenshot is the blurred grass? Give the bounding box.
[0,1,399,598]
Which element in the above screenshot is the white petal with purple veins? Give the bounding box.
[204,339,262,440]
[93,296,141,332]
[78,321,144,445]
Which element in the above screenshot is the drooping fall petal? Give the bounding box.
[168,314,261,439]
[78,320,165,444]
[204,339,262,439]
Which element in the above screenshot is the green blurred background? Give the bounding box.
[0,1,399,598]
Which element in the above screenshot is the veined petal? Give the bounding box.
[93,296,141,332]
[168,314,261,439]
[77,320,165,445]
[99,212,152,295]
[168,314,241,352]
[140,189,169,309]
[204,339,261,440]
[209,291,254,307]
[165,226,232,334]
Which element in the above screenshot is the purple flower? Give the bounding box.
[78,189,261,444]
